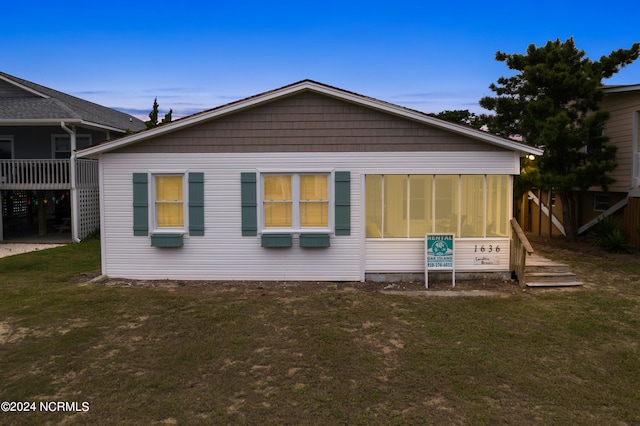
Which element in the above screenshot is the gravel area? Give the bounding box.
[0,243,66,259]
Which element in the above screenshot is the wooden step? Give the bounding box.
[524,254,582,287]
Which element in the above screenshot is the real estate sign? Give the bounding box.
[425,234,455,288]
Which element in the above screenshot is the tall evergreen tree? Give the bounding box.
[480,38,639,240]
[145,98,173,128]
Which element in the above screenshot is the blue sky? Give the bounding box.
[3,0,639,120]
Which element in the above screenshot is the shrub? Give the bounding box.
[593,217,633,253]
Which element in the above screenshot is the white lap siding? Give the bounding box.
[99,151,519,281]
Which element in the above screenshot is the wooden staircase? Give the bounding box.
[524,254,582,287]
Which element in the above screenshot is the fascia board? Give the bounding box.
[0,119,82,125]
[0,74,49,98]
[604,85,640,94]
[0,118,126,133]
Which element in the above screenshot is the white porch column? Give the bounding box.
[61,123,80,242]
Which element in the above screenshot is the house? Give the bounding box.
[77,80,541,282]
[521,84,640,248]
[0,71,146,242]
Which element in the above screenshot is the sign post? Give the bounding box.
[425,234,455,288]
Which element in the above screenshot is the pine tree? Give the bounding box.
[145,98,173,128]
[480,38,639,240]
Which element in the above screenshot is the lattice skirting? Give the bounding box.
[78,188,100,239]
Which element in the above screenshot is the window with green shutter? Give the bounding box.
[242,171,350,238]
[132,172,205,241]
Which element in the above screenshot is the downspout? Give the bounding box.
[61,122,81,243]
[632,111,639,190]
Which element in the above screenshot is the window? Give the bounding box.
[460,175,485,237]
[262,173,329,231]
[53,135,92,158]
[366,174,511,239]
[132,172,204,239]
[486,175,509,236]
[593,194,611,212]
[154,175,185,230]
[0,136,13,159]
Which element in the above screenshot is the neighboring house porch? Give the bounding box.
[0,158,98,241]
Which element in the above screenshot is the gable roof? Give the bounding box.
[0,71,146,133]
[78,80,542,157]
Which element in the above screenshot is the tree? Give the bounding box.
[480,38,640,241]
[429,109,492,130]
[145,98,173,128]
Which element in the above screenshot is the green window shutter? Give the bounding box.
[334,171,351,236]
[133,173,149,236]
[188,172,205,236]
[241,172,258,236]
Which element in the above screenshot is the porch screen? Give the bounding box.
[155,176,184,228]
[487,175,509,236]
[366,174,511,238]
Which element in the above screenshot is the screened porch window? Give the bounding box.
[365,174,510,238]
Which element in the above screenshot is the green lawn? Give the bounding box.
[0,238,639,425]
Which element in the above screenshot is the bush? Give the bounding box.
[593,217,632,253]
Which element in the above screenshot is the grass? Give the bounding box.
[0,238,639,424]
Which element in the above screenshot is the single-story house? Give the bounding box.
[78,80,542,282]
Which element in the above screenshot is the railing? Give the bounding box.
[510,218,534,283]
[76,159,99,188]
[0,159,70,189]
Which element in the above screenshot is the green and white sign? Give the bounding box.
[425,234,455,288]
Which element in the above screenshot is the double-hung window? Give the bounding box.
[53,135,92,158]
[154,174,185,231]
[0,136,13,159]
[262,173,330,232]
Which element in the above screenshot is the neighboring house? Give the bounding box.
[77,80,541,282]
[0,71,146,242]
[521,84,640,248]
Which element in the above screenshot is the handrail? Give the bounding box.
[0,159,70,189]
[510,218,534,283]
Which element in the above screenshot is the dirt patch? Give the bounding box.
[0,243,65,258]
[86,272,520,296]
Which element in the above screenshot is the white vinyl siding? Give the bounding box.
[98,151,518,281]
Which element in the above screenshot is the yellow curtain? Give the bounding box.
[384,175,408,238]
[434,175,459,235]
[300,175,328,227]
[156,176,184,228]
[460,175,485,237]
[487,175,509,236]
[409,175,433,237]
[264,176,292,227]
[365,175,383,237]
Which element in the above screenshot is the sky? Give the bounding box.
[3,0,639,121]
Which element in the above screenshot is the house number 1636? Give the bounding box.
[474,245,500,253]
